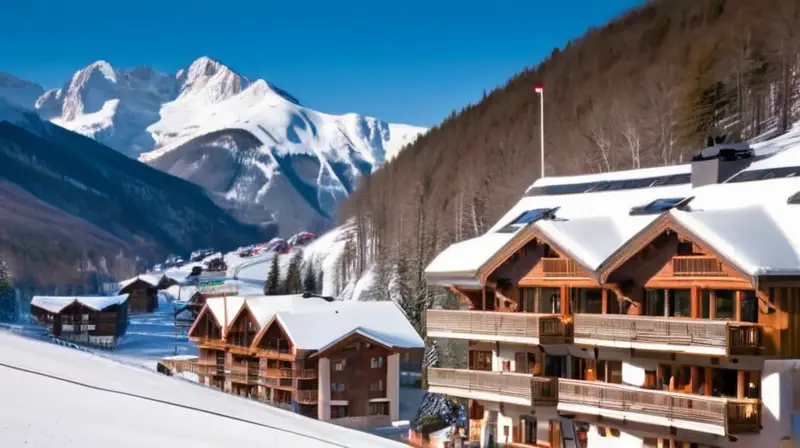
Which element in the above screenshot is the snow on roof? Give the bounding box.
[424,233,515,283]
[741,124,800,171]
[275,301,424,351]
[205,296,245,330]
[529,163,691,188]
[119,274,162,289]
[672,205,800,278]
[30,294,129,314]
[243,294,331,326]
[536,214,656,271]
[0,332,405,448]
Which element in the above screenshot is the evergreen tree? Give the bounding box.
[395,251,432,335]
[302,259,317,294]
[316,268,324,295]
[0,258,17,323]
[264,255,282,295]
[283,250,303,294]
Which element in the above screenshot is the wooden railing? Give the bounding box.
[227,364,260,383]
[556,379,761,435]
[542,258,583,277]
[295,389,319,404]
[672,256,726,276]
[531,377,559,406]
[573,314,762,354]
[426,309,567,343]
[195,363,225,377]
[427,368,532,402]
[190,337,227,349]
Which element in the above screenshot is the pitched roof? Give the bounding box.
[274,301,424,351]
[424,233,515,285]
[30,295,129,314]
[118,274,162,289]
[205,296,245,332]
[671,205,800,278]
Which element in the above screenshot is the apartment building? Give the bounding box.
[187,294,424,429]
[424,139,800,448]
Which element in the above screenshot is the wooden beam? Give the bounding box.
[737,370,746,399]
[735,290,743,321]
[601,288,608,314]
[709,290,717,320]
[690,366,700,394]
[704,367,713,396]
[690,286,699,318]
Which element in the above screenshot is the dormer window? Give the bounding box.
[629,197,693,216]
[497,207,559,233]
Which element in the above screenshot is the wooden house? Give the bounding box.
[188,295,424,429]
[423,149,800,448]
[118,274,165,313]
[30,295,129,349]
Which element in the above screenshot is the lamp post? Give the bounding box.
[534,84,545,179]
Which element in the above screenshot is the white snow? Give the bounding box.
[119,273,163,289]
[30,294,129,314]
[274,301,425,351]
[425,233,516,282]
[0,331,406,447]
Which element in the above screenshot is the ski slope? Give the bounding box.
[0,331,406,447]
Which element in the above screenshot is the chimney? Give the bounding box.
[690,139,754,188]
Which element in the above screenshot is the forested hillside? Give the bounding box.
[338,0,800,308]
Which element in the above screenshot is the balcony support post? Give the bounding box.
[691,286,700,318]
[735,291,743,322]
[601,289,608,314]
[737,370,746,399]
[704,367,713,396]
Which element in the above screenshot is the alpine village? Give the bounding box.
[4,1,800,448]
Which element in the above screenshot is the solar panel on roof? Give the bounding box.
[727,165,800,183]
[525,172,691,197]
[629,197,693,216]
[497,207,559,233]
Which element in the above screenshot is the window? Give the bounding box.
[669,289,691,317]
[469,350,492,371]
[570,288,602,314]
[646,289,665,316]
[715,290,735,320]
[331,405,349,418]
[333,359,345,371]
[539,287,561,314]
[331,383,346,392]
[742,291,758,323]
[343,342,360,351]
[370,380,384,392]
[497,208,558,233]
[606,290,631,315]
[369,402,389,416]
[629,197,691,215]
[370,357,384,368]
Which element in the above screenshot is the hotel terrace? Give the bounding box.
[424,135,800,448]
[187,294,424,430]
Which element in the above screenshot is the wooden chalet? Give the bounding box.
[423,150,800,448]
[187,295,424,429]
[30,294,129,349]
[118,274,173,313]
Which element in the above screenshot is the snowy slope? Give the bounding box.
[0,331,404,447]
[9,57,426,234]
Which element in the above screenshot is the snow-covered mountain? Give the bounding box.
[3,57,427,235]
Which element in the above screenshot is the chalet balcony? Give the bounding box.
[195,362,225,377]
[227,364,260,384]
[257,339,294,360]
[554,379,761,436]
[295,389,319,404]
[572,314,762,356]
[672,256,726,277]
[427,368,533,407]
[426,309,568,345]
[531,376,559,406]
[542,257,583,277]
[189,337,228,350]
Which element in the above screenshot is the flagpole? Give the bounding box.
[534,85,545,178]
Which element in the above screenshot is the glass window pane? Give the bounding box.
[701,290,711,318]
[646,290,665,316]
[741,291,758,323]
[670,289,691,317]
[571,288,602,314]
[715,290,735,320]
[607,289,620,314]
[538,288,560,314]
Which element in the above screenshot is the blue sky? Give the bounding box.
[1,0,643,127]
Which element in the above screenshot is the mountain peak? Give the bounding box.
[177,56,250,103]
[78,60,117,83]
[0,72,45,110]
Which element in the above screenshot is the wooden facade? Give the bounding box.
[118,278,158,313]
[426,217,800,446]
[31,299,128,349]
[188,301,415,426]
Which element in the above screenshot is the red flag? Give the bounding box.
[534,84,544,93]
